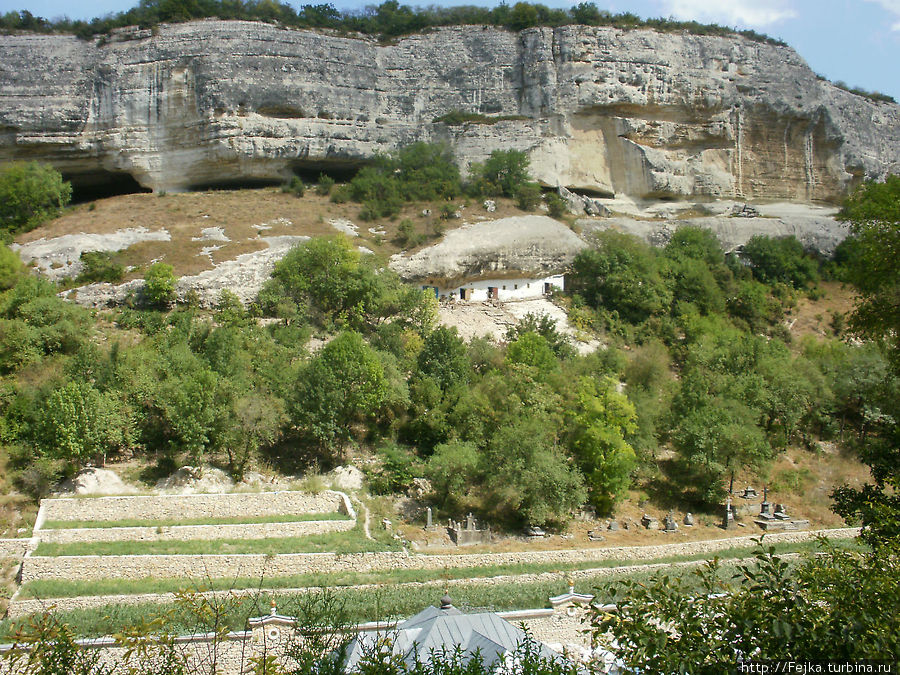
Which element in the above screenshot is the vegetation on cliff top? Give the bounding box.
[1,0,787,45]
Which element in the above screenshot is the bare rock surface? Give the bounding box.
[11,227,170,280]
[1,21,897,200]
[329,466,365,491]
[439,297,599,354]
[55,467,140,496]
[579,201,848,254]
[70,234,309,308]
[390,215,586,283]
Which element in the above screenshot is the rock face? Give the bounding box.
[1,21,898,200]
[389,215,587,283]
[579,201,848,255]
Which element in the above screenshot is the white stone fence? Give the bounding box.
[37,519,354,545]
[19,528,858,583]
[38,490,353,523]
[0,539,29,559]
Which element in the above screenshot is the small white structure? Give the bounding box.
[422,274,565,303]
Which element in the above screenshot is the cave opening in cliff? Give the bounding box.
[288,162,364,184]
[65,170,151,203]
[187,177,285,192]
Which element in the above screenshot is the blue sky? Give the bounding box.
[5,0,899,102]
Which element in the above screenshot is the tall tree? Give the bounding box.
[833,174,900,547]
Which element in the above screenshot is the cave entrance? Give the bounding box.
[288,159,368,184]
[187,177,284,192]
[65,170,151,203]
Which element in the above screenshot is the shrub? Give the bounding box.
[546,193,567,218]
[143,262,177,307]
[0,161,72,238]
[515,182,542,210]
[76,251,125,284]
[282,175,305,197]
[316,173,335,196]
[468,149,531,197]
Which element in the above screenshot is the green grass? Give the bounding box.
[33,525,394,557]
[4,563,744,639]
[18,539,860,600]
[42,512,350,530]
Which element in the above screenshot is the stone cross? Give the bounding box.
[466,513,476,531]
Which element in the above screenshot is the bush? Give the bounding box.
[76,251,124,284]
[742,235,819,288]
[315,173,335,196]
[282,175,305,197]
[396,219,416,246]
[546,193,567,218]
[515,182,542,211]
[0,244,24,290]
[0,161,72,238]
[468,149,530,198]
[143,262,177,307]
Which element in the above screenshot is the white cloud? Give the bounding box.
[864,0,900,29]
[659,0,797,27]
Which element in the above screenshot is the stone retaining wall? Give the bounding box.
[0,539,29,559]
[11,555,755,618]
[38,518,354,544]
[39,490,351,522]
[19,528,858,583]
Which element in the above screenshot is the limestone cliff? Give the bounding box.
[1,20,898,200]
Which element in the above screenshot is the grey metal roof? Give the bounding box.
[342,603,568,672]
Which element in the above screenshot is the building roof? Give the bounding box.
[342,599,567,672]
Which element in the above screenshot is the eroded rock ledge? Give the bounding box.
[1,21,898,200]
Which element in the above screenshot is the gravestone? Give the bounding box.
[722,497,735,530]
[774,504,791,520]
[663,513,678,532]
[448,515,491,546]
[641,514,659,530]
[425,507,433,530]
[607,520,620,532]
[683,512,694,527]
[587,529,605,541]
[760,485,771,516]
[740,485,758,499]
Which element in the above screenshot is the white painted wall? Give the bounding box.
[422,275,564,303]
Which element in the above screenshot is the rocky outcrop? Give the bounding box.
[579,202,848,254]
[1,21,898,200]
[389,215,586,283]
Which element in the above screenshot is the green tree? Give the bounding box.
[832,174,900,547]
[514,182,542,211]
[0,161,72,237]
[570,231,673,323]
[567,376,637,514]
[505,331,557,373]
[143,262,177,307]
[425,440,481,511]
[742,234,818,287]
[225,393,286,479]
[417,326,469,391]
[0,244,24,290]
[483,414,586,527]
[294,331,390,455]
[396,142,461,201]
[469,149,530,197]
[593,543,900,671]
[507,1,539,29]
[37,381,132,466]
